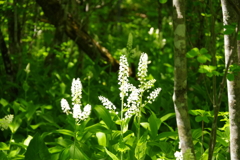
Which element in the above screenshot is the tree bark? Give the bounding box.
[172,0,195,158]
[36,0,119,72]
[221,0,240,159]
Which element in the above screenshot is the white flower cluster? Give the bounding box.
[0,114,14,131]
[98,96,116,110]
[174,151,183,160]
[61,78,91,123]
[99,53,161,120]
[146,88,162,104]
[118,55,130,99]
[137,53,148,84]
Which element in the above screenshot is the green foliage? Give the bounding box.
[0,0,233,159]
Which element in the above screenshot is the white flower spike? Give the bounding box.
[137,53,148,84]
[71,78,82,105]
[118,55,130,99]
[0,114,14,131]
[61,78,91,123]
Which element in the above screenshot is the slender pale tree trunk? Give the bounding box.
[221,0,240,159]
[172,0,195,158]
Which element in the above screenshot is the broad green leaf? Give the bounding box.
[135,141,147,160]
[195,116,203,122]
[202,116,209,123]
[25,133,51,160]
[69,144,89,159]
[0,98,8,107]
[23,81,30,92]
[0,142,9,150]
[192,129,202,139]
[197,55,209,63]
[59,147,70,160]
[159,0,167,4]
[148,112,161,139]
[140,122,150,130]
[54,129,74,137]
[0,151,8,160]
[186,48,199,58]
[9,115,22,134]
[94,105,116,130]
[105,147,119,160]
[160,113,176,122]
[96,132,106,147]
[49,146,64,154]
[157,131,178,140]
[158,142,172,154]
[227,73,234,81]
[200,48,208,54]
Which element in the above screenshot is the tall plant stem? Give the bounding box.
[120,97,124,160]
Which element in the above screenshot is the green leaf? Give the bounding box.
[94,105,116,130]
[195,116,203,122]
[200,48,208,54]
[186,48,199,58]
[69,144,89,159]
[53,129,74,137]
[160,113,176,122]
[0,98,8,107]
[159,0,168,4]
[105,147,119,160]
[59,147,70,160]
[135,141,147,160]
[158,142,172,154]
[23,81,30,92]
[227,73,234,81]
[197,54,211,63]
[0,142,9,150]
[96,132,106,147]
[148,112,161,139]
[25,133,51,160]
[223,24,236,35]
[202,116,209,123]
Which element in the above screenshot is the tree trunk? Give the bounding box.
[36,0,119,72]
[172,0,195,158]
[221,0,240,159]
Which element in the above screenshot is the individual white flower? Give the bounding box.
[0,114,14,131]
[61,98,71,115]
[98,96,116,110]
[174,151,183,160]
[137,53,148,84]
[71,78,82,105]
[118,55,130,99]
[146,88,161,104]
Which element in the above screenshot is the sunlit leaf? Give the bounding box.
[94,105,116,130]
[159,0,168,4]
[25,133,51,160]
[186,48,199,58]
[0,98,8,107]
[54,129,74,137]
[96,132,106,147]
[105,147,119,160]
